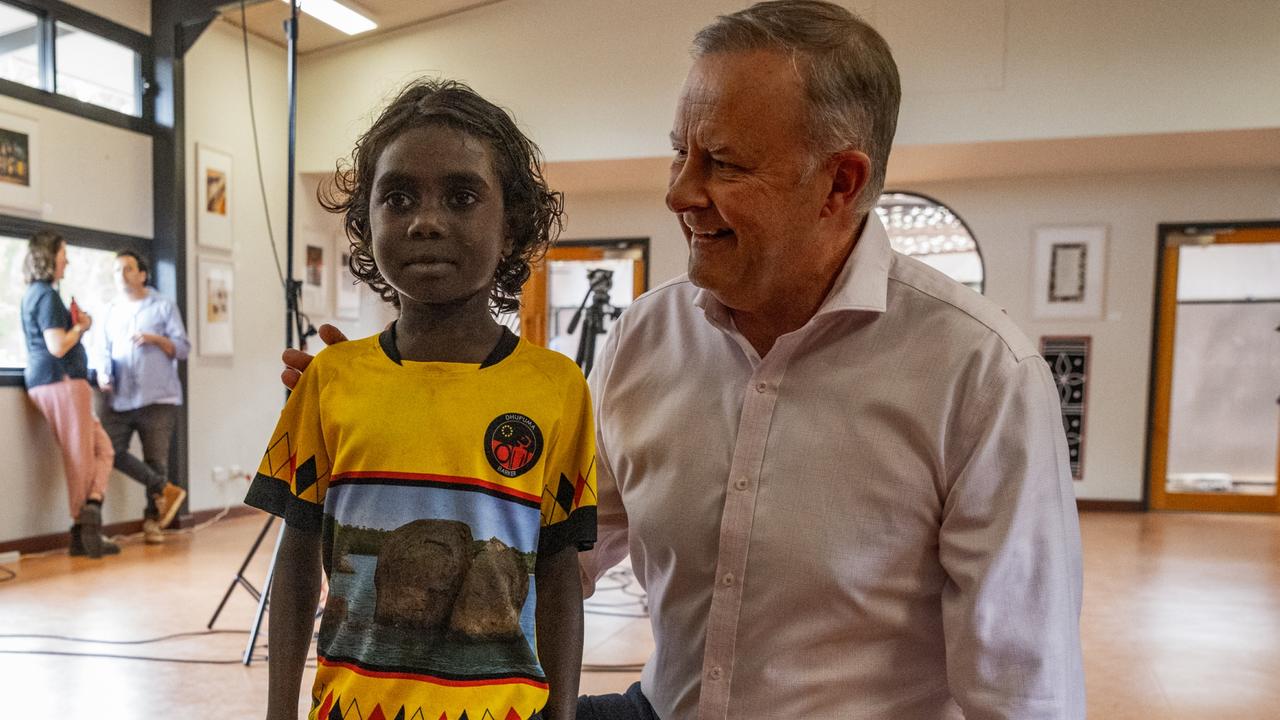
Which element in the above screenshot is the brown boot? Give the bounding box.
[153,483,187,529]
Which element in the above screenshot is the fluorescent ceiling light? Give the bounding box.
[281,0,377,35]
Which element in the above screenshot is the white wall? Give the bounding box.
[558,168,1280,502]
[183,20,394,515]
[65,0,149,36]
[294,0,1280,172]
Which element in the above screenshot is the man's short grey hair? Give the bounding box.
[692,0,901,215]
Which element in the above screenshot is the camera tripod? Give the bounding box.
[567,268,622,377]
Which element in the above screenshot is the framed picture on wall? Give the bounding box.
[195,143,233,251]
[197,256,234,356]
[297,230,331,316]
[0,110,40,212]
[1040,335,1090,481]
[1031,225,1107,320]
[335,242,361,320]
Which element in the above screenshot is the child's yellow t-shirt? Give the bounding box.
[245,327,597,720]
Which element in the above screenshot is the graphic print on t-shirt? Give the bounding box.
[319,481,544,679]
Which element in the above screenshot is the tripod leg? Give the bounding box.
[243,519,287,665]
[208,514,275,629]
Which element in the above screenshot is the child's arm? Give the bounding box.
[534,543,584,720]
[265,523,323,720]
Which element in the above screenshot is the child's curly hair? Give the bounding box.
[320,78,564,314]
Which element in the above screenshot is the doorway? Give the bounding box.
[519,238,648,368]
[1148,222,1280,512]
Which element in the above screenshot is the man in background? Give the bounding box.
[96,251,188,543]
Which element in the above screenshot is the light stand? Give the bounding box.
[206,0,304,666]
[568,268,622,377]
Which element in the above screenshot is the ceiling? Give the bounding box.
[219,0,506,54]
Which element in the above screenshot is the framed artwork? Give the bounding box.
[197,256,234,356]
[335,243,361,320]
[1031,225,1106,319]
[1041,335,1090,481]
[0,110,40,212]
[195,144,233,251]
[297,231,330,315]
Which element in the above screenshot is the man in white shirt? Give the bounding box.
[284,2,1085,717]
[575,2,1084,719]
[96,251,188,543]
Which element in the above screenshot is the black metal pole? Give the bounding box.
[240,0,301,667]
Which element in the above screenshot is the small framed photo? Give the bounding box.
[335,242,361,320]
[0,110,40,212]
[195,143,233,251]
[1032,225,1107,320]
[197,256,235,356]
[297,232,331,316]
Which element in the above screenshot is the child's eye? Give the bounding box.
[384,191,414,209]
[450,190,479,208]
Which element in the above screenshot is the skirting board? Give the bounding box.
[0,505,263,556]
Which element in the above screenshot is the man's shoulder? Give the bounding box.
[887,254,1038,363]
[619,274,699,321]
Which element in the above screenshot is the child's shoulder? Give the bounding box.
[309,333,382,372]
[511,337,588,387]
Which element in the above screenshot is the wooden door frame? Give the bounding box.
[1145,220,1280,512]
[520,238,650,347]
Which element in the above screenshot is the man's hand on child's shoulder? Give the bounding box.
[281,323,350,389]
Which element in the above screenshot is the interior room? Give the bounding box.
[1,0,1278,717]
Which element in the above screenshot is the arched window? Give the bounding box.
[875,191,985,294]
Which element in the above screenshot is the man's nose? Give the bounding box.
[666,156,710,215]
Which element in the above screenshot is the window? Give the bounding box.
[0,233,117,369]
[0,1,149,128]
[55,22,139,116]
[876,192,985,293]
[0,4,39,89]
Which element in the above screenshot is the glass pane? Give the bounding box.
[0,236,117,369]
[1166,243,1280,496]
[876,192,985,293]
[0,4,40,89]
[55,22,139,116]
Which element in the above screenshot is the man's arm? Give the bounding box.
[265,523,323,720]
[535,543,584,720]
[939,357,1085,720]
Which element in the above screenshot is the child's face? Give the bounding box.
[369,124,511,308]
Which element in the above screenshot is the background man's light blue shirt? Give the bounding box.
[96,289,190,412]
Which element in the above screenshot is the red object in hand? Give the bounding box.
[69,296,82,326]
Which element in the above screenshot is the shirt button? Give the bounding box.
[733,477,748,491]
[722,573,735,586]
[755,382,768,393]
[709,666,723,681]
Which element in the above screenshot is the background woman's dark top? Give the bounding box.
[21,280,88,389]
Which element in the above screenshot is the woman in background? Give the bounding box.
[21,230,117,558]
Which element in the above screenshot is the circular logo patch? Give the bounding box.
[485,413,543,478]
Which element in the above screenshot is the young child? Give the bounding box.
[245,79,596,720]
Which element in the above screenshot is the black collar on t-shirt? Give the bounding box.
[378,321,518,369]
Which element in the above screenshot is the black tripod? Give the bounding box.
[567,268,622,377]
[206,1,310,666]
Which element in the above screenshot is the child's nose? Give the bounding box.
[407,204,447,239]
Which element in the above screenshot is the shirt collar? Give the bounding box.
[693,212,893,325]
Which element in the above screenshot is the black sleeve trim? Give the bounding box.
[244,472,324,532]
[538,506,597,555]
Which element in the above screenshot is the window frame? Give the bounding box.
[0,0,153,134]
[0,211,149,387]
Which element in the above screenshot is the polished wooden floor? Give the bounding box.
[1,510,1277,718]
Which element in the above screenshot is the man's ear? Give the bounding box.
[821,150,872,218]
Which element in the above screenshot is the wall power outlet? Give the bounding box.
[0,550,20,566]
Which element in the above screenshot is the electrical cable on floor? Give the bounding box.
[0,628,318,667]
[0,566,14,583]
